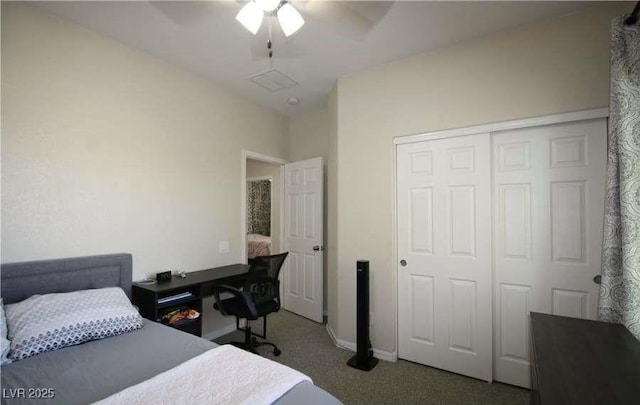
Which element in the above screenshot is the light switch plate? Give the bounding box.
[219,241,230,254]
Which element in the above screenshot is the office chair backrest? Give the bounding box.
[247,252,288,307]
[250,252,288,279]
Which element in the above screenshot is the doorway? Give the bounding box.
[240,151,325,323]
[246,160,282,262]
[240,151,286,265]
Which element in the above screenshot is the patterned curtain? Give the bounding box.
[247,180,271,236]
[599,17,640,339]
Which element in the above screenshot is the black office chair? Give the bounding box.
[212,252,288,356]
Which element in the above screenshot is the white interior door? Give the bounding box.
[397,134,492,381]
[492,118,607,388]
[283,157,324,323]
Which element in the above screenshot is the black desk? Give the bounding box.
[530,312,640,405]
[132,264,250,337]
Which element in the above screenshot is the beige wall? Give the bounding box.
[246,159,282,254]
[1,2,288,297]
[2,1,628,349]
[289,107,329,163]
[330,3,627,354]
[289,107,330,312]
[327,88,339,330]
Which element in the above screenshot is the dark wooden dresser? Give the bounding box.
[530,312,640,405]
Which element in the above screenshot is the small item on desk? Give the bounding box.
[156,271,172,282]
[162,309,200,325]
[178,270,187,279]
[136,278,157,285]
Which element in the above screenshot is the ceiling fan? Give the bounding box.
[236,0,304,37]
[151,1,394,60]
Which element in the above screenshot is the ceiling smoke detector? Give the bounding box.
[287,97,299,105]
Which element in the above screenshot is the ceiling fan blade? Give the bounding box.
[344,1,394,25]
[294,0,394,38]
[150,0,242,25]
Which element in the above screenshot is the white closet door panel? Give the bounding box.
[398,134,492,381]
[492,119,606,388]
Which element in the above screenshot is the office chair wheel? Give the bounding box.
[273,348,281,356]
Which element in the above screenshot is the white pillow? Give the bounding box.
[1,298,11,365]
[5,287,143,361]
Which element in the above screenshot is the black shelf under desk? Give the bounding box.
[132,264,250,337]
[156,294,198,310]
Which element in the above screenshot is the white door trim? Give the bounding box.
[391,136,399,359]
[240,150,287,264]
[393,108,609,145]
[247,176,274,182]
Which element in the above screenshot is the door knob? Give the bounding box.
[400,259,407,267]
[593,274,602,285]
[313,245,324,251]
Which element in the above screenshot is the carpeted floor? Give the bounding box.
[214,310,529,405]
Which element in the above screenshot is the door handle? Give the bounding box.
[400,259,407,267]
[313,245,325,251]
[593,274,602,285]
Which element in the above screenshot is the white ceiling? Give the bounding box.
[36,1,596,118]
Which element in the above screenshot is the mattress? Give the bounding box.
[0,321,339,405]
[248,233,272,259]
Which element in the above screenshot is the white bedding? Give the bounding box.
[248,233,272,259]
[93,344,311,405]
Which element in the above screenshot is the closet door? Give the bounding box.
[397,134,492,381]
[492,119,607,388]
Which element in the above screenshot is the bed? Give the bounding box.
[248,233,272,259]
[0,254,340,405]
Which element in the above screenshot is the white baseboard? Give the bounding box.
[325,324,397,362]
[325,323,339,344]
[202,324,237,341]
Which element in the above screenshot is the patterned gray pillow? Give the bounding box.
[5,287,143,361]
[1,299,11,365]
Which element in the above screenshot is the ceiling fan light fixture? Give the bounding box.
[236,2,264,35]
[277,3,304,37]
[255,0,281,12]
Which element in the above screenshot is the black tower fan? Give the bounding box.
[347,260,379,371]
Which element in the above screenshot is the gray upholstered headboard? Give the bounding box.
[1,254,133,304]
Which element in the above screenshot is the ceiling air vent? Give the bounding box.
[249,69,298,92]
